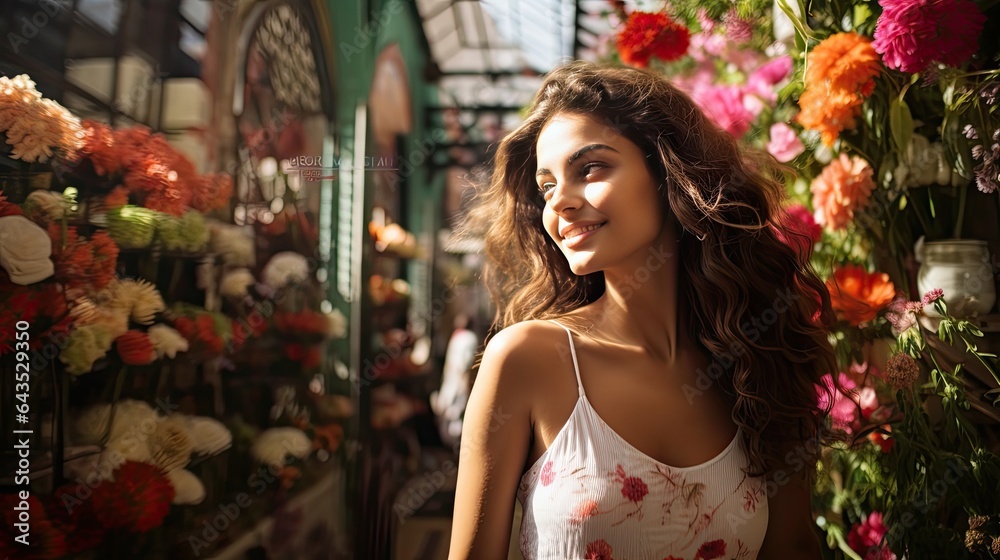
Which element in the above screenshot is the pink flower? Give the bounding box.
[751,56,794,86]
[873,0,985,73]
[539,461,555,486]
[817,373,880,433]
[885,295,919,336]
[585,539,615,560]
[810,154,876,231]
[922,288,944,305]
[692,85,754,138]
[621,475,649,502]
[723,10,752,43]
[767,123,805,162]
[847,512,897,560]
[786,203,822,243]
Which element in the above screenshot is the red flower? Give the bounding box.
[868,430,894,453]
[284,343,322,368]
[0,494,68,559]
[192,172,234,212]
[116,330,156,365]
[585,539,615,560]
[80,120,121,176]
[91,461,174,533]
[694,539,726,560]
[48,483,108,553]
[0,190,23,217]
[621,475,649,502]
[617,11,691,67]
[104,185,131,208]
[539,461,555,486]
[273,310,329,336]
[48,225,119,294]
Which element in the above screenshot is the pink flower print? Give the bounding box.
[585,539,614,560]
[539,461,555,486]
[621,475,649,502]
[570,499,600,524]
[694,539,726,560]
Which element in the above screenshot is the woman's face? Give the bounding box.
[535,112,665,276]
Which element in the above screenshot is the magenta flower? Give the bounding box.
[872,0,985,73]
[692,84,754,138]
[847,512,897,560]
[767,123,805,162]
[816,373,879,433]
[750,56,794,88]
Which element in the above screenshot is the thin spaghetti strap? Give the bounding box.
[547,320,585,397]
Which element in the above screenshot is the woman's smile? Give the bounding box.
[562,221,607,248]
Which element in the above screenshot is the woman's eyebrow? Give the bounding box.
[536,144,619,178]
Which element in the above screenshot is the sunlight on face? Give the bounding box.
[535,112,665,276]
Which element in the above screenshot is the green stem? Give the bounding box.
[952,182,968,239]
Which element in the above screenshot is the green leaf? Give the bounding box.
[889,97,914,155]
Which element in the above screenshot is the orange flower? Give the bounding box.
[805,32,881,95]
[796,32,881,145]
[810,153,876,231]
[826,264,896,325]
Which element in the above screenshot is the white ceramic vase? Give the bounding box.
[915,237,996,317]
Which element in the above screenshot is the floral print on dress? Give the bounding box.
[694,539,726,560]
[515,350,768,560]
[585,539,614,560]
[540,461,556,486]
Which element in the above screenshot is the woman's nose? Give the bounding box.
[548,181,581,213]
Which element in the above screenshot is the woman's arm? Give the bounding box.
[757,469,824,559]
[448,325,536,560]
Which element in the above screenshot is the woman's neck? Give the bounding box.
[573,229,686,364]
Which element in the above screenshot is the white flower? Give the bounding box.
[249,427,311,467]
[63,445,123,482]
[209,222,256,267]
[148,324,190,359]
[148,416,193,472]
[103,433,152,464]
[106,278,166,325]
[70,400,157,446]
[262,251,310,289]
[23,190,66,222]
[325,308,347,339]
[220,268,255,299]
[186,416,232,455]
[166,469,206,505]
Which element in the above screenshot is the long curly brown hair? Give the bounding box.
[462,60,839,477]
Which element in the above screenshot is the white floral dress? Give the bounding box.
[517,322,769,560]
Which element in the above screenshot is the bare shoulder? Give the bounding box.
[478,320,571,385]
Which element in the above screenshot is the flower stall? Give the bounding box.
[0,70,353,559]
[597,0,1000,558]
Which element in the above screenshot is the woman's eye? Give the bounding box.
[581,162,605,176]
[539,182,556,194]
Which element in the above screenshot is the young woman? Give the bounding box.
[449,61,837,560]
